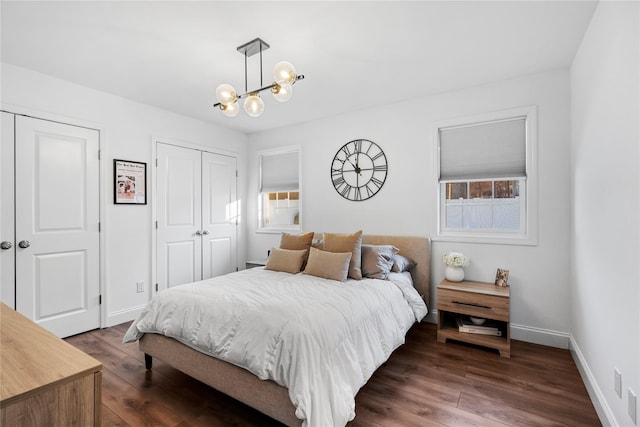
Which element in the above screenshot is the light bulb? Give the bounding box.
[215,83,237,104]
[244,94,264,117]
[273,61,297,87]
[221,101,239,117]
[271,84,293,102]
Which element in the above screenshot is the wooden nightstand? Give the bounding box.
[437,279,511,358]
[245,258,268,269]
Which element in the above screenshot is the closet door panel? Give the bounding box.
[14,116,100,337]
[156,143,202,289]
[0,112,15,309]
[201,152,237,279]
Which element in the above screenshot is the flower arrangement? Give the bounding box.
[442,251,469,268]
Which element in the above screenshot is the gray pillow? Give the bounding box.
[391,254,416,272]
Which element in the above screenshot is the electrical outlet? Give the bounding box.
[629,388,637,424]
[136,281,144,293]
[615,368,622,398]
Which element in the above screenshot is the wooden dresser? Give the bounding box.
[1,303,102,426]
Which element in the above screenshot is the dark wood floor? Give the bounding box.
[66,322,601,426]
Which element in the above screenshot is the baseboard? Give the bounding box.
[569,335,616,426]
[105,304,146,328]
[510,323,570,349]
[429,310,570,349]
[423,311,438,324]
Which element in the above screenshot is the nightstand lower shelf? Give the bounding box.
[437,325,510,358]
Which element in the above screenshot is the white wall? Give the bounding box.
[1,63,248,326]
[570,2,639,425]
[247,69,573,347]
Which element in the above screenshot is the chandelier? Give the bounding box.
[213,38,304,118]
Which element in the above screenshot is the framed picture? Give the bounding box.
[114,159,147,205]
[495,268,509,287]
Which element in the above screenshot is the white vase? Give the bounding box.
[445,266,465,282]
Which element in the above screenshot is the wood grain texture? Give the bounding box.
[66,321,601,427]
[437,279,511,357]
[1,303,102,426]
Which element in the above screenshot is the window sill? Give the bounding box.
[433,232,537,246]
[256,225,301,235]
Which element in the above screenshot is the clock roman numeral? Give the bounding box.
[354,140,362,153]
[371,177,384,188]
[371,151,385,161]
[354,186,362,201]
[366,177,384,196]
[340,184,351,198]
[364,184,374,198]
[374,164,387,172]
[340,145,351,158]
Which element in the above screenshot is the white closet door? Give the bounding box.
[14,116,100,337]
[201,152,237,279]
[0,112,15,308]
[156,143,202,289]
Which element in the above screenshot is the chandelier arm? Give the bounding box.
[212,75,305,108]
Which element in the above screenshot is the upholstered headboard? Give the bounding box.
[362,235,430,306]
[312,233,431,306]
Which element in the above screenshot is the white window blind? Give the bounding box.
[439,117,526,180]
[260,151,299,192]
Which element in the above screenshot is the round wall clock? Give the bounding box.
[331,139,388,201]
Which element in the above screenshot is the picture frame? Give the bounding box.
[495,268,509,287]
[114,159,147,205]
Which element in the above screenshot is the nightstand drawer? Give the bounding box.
[438,288,509,321]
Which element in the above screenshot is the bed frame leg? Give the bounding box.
[144,353,152,370]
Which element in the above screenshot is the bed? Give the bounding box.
[124,234,430,427]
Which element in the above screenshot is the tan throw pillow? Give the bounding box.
[361,244,399,280]
[280,232,314,268]
[323,230,363,280]
[303,247,352,282]
[265,247,307,274]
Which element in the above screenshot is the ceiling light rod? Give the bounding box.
[213,37,305,118]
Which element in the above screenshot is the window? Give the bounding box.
[257,147,301,233]
[436,106,537,245]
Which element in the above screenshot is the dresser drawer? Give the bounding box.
[438,288,509,321]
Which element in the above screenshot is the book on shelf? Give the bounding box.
[456,317,503,336]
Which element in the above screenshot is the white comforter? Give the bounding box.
[123,268,428,427]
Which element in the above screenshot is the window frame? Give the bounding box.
[434,106,538,246]
[256,145,302,234]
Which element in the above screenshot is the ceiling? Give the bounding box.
[1,1,597,134]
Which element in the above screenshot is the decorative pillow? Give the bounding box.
[280,232,314,268]
[323,230,363,280]
[265,247,307,274]
[303,247,352,282]
[391,254,417,272]
[361,244,399,279]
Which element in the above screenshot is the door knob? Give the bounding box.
[195,230,202,236]
[18,240,30,249]
[0,241,12,250]
[201,230,209,235]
